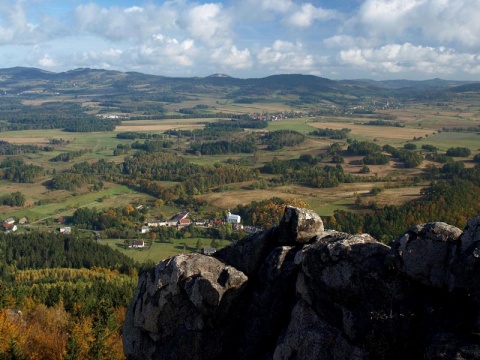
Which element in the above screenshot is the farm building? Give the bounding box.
[226,211,241,224]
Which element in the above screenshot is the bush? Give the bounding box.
[404,143,417,150]
[446,147,471,157]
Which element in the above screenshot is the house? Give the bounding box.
[132,240,145,248]
[203,247,217,256]
[147,220,163,227]
[139,226,150,234]
[3,223,17,232]
[226,211,241,224]
[179,218,191,226]
[170,211,189,223]
[3,217,15,225]
[59,226,71,235]
[18,217,27,225]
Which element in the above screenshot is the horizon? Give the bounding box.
[1,65,478,83]
[1,1,480,81]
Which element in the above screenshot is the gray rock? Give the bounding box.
[123,253,248,360]
[298,232,392,344]
[273,299,368,360]
[425,333,480,360]
[235,246,299,360]
[277,206,324,244]
[122,208,480,360]
[388,222,462,288]
[450,216,480,303]
[214,227,276,277]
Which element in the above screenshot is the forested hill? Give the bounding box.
[0,66,477,99]
[0,233,138,359]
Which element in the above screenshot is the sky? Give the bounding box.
[1,0,480,80]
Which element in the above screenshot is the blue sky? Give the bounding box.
[1,0,480,80]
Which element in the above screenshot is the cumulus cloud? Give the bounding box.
[356,0,480,48]
[0,0,52,45]
[74,3,176,42]
[2,0,480,79]
[38,54,57,67]
[179,3,232,46]
[287,3,339,27]
[338,43,480,75]
[324,35,376,49]
[257,40,321,74]
[210,46,253,70]
[252,0,294,13]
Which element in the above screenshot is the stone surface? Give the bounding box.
[273,299,368,360]
[450,216,480,304]
[388,222,462,288]
[277,206,324,244]
[123,253,248,360]
[123,207,480,360]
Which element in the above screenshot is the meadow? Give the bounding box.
[1,87,480,262]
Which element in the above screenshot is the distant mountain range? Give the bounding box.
[0,67,478,100]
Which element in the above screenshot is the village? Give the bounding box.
[2,209,262,257]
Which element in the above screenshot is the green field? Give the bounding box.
[101,237,229,263]
[1,74,480,265]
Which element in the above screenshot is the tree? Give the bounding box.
[218,223,233,240]
[210,239,220,249]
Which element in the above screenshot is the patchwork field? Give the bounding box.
[1,88,479,239]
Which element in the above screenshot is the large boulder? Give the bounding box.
[388,222,462,288]
[234,246,299,360]
[450,216,480,304]
[123,253,248,360]
[277,206,324,244]
[273,299,368,360]
[123,208,480,360]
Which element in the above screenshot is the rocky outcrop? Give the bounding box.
[123,207,480,360]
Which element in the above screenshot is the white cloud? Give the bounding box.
[255,0,294,13]
[180,3,231,46]
[338,43,480,75]
[0,0,49,45]
[38,54,57,67]
[257,40,321,74]
[210,46,253,70]
[356,0,480,48]
[74,3,176,42]
[124,6,144,14]
[324,35,376,49]
[287,3,339,27]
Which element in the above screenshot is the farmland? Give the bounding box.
[0,68,480,261]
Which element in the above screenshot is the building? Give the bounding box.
[3,224,17,232]
[3,217,15,225]
[132,240,145,248]
[139,226,150,234]
[171,211,189,223]
[226,211,241,224]
[59,227,71,235]
[179,218,191,226]
[203,247,217,256]
[18,217,27,225]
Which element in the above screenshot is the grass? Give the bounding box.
[101,237,229,263]
[1,184,152,222]
[1,94,479,239]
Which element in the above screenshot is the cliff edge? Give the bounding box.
[123,206,480,359]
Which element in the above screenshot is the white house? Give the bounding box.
[226,211,241,224]
[203,247,217,256]
[60,227,71,235]
[140,226,150,234]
